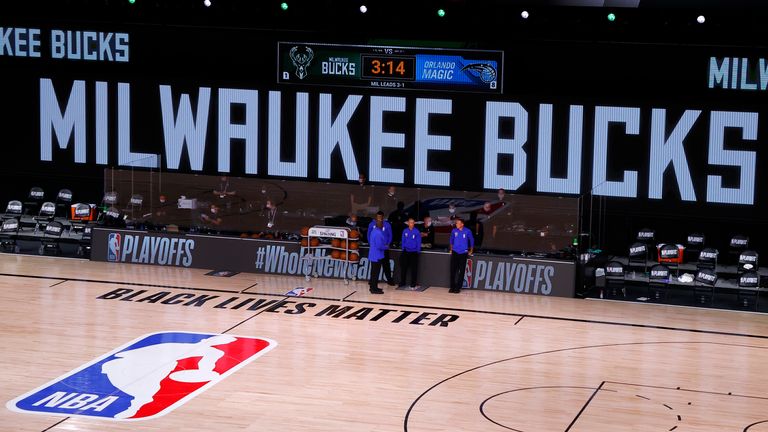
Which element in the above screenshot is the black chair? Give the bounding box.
[23,187,44,215]
[128,194,144,210]
[693,268,718,305]
[628,242,649,274]
[604,261,626,298]
[77,225,93,258]
[737,250,758,274]
[728,234,749,264]
[100,207,126,228]
[697,248,718,271]
[648,264,671,301]
[737,271,760,310]
[2,200,23,220]
[33,202,57,233]
[0,217,20,253]
[657,243,681,275]
[39,220,64,255]
[102,191,119,208]
[55,189,73,217]
[637,228,655,244]
[125,194,145,226]
[686,233,705,264]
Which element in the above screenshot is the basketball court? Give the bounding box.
[2,254,768,431]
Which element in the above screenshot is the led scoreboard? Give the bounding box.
[278,42,503,93]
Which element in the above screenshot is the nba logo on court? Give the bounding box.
[107,233,121,262]
[7,332,276,421]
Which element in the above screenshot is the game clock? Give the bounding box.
[361,55,416,80]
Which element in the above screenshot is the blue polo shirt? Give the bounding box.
[401,227,421,252]
[368,226,387,263]
[368,220,392,246]
[450,227,474,254]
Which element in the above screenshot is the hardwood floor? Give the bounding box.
[1,254,767,431]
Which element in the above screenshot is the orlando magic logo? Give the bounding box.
[289,46,314,79]
[7,332,276,420]
[461,63,497,83]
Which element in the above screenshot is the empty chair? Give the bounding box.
[2,200,23,220]
[33,202,56,233]
[697,248,718,271]
[658,243,681,275]
[604,261,626,298]
[636,228,655,244]
[55,189,73,217]
[39,220,64,256]
[628,242,649,274]
[728,235,750,264]
[738,250,758,274]
[100,207,126,228]
[693,268,718,305]
[737,271,760,310]
[77,225,93,258]
[102,191,119,207]
[23,187,44,215]
[129,194,144,209]
[686,233,705,263]
[648,264,671,301]
[0,217,20,253]
[124,194,144,218]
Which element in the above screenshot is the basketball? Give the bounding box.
[300,238,308,247]
[349,230,360,239]
[310,238,320,247]
[331,238,341,248]
[300,226,310,236]
[240,233,249,238]
[331,250,341,259]
[349,252,360,262]
[349,242,359,250]
[251,233,262,239]
[339,251,347,260]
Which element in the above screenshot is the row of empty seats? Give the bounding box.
[601,260,760,308]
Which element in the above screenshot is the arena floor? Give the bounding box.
[2,254,768,431]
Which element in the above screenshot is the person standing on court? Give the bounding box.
[367,219,388,294]
[449,218,474,293]
[400,217,422,289]
[368,211,395,286]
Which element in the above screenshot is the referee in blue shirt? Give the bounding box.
[449,218,474,293]
[400,217,421,288]
[367,211,395,286]
[367,220,388,294]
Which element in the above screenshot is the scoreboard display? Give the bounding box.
[278,42,503,93]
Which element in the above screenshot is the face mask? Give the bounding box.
[211,208,218,214]
[387,191,395,197]
[449,208,456,214]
